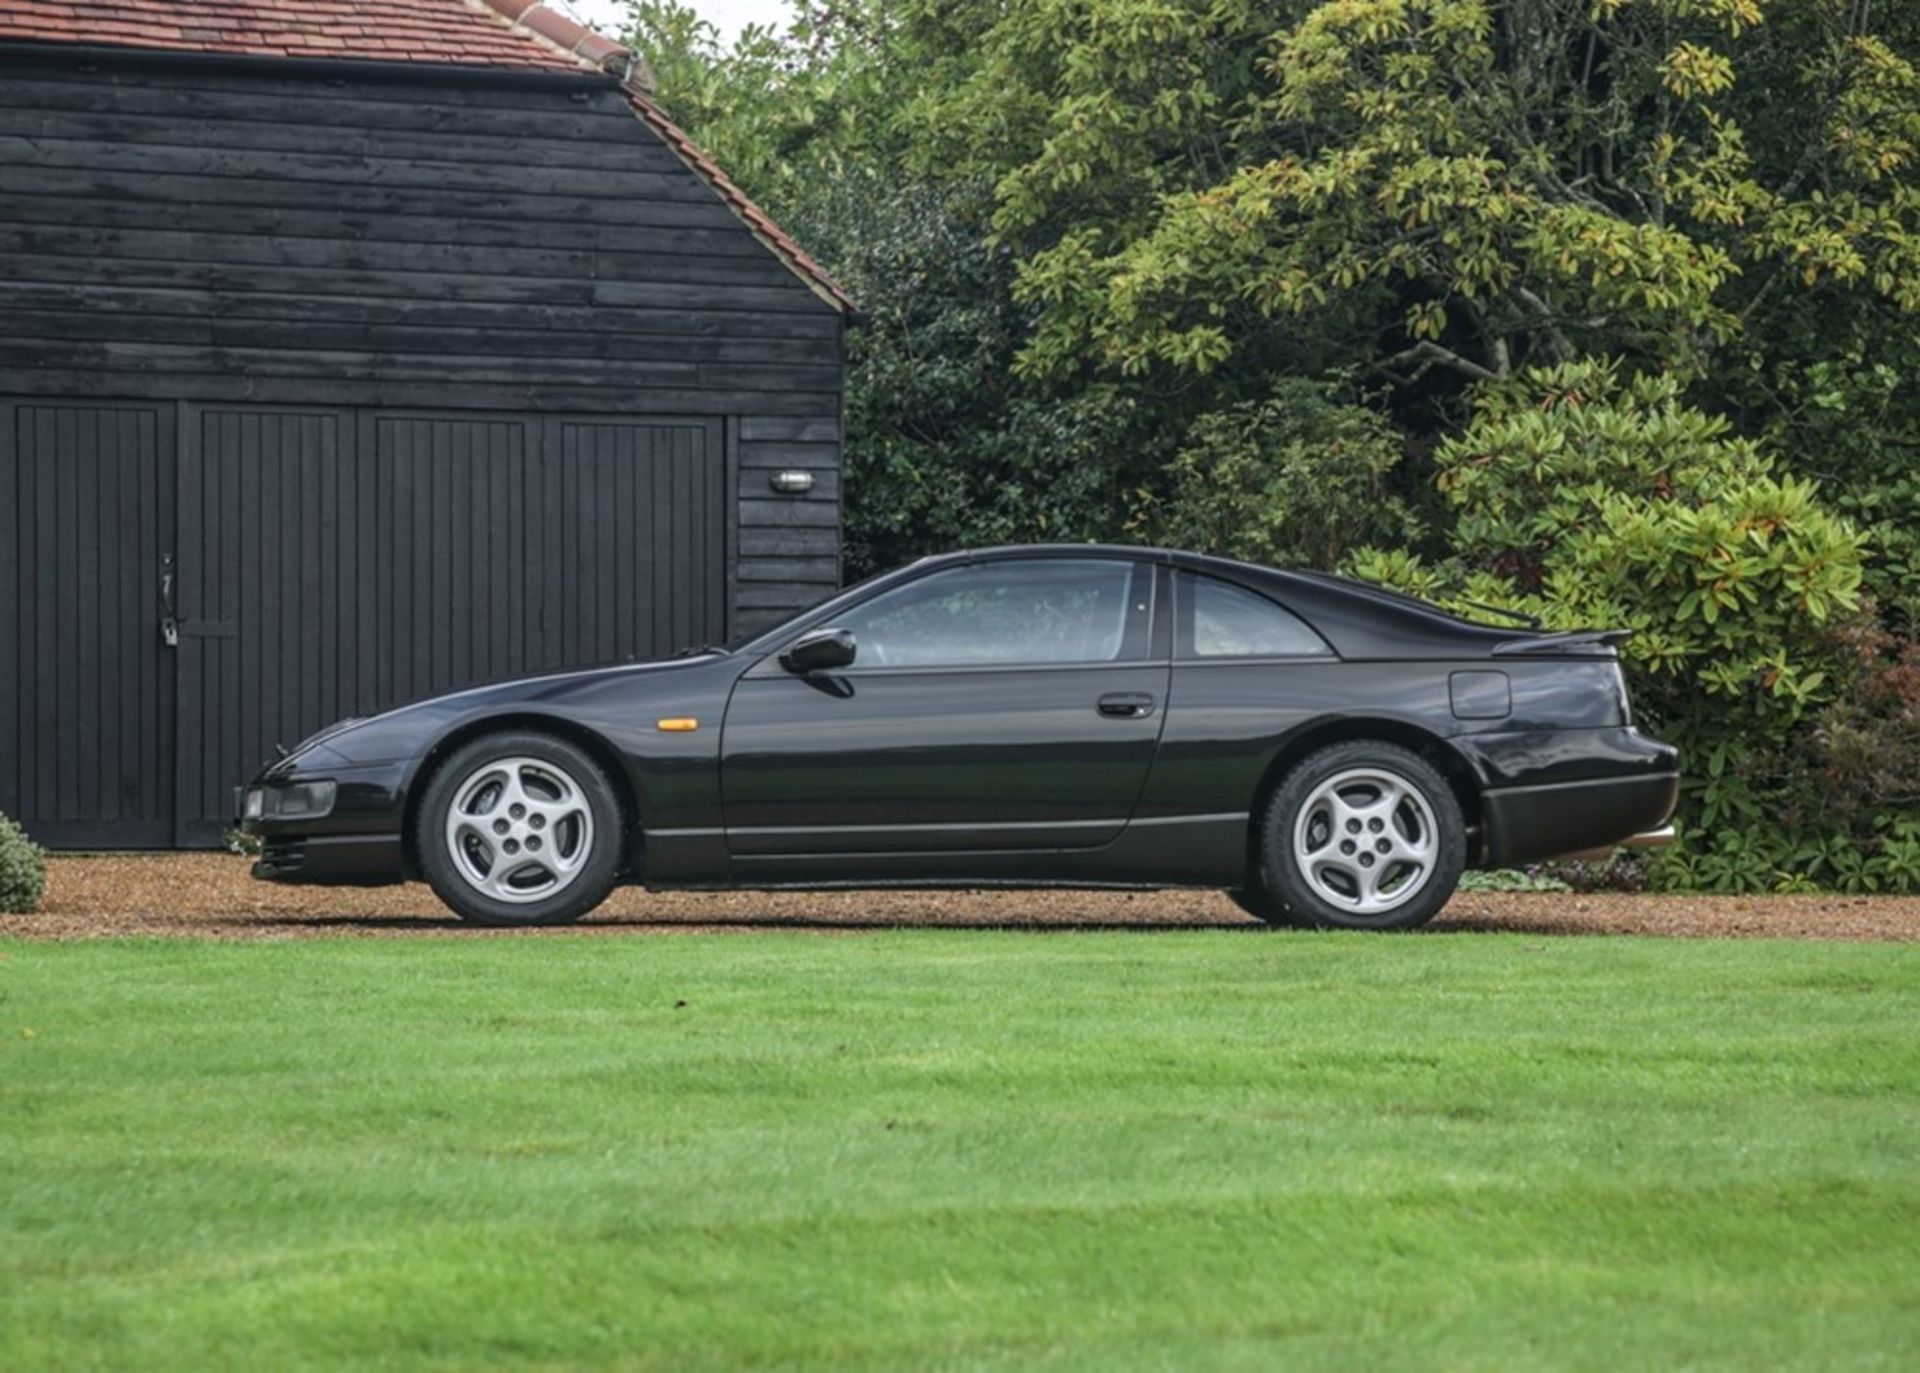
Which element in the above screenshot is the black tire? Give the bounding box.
[416,730,624,926]
[1253,740,1466,931]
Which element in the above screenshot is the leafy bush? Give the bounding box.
[1350,359,1919,892]
[1812,623,1920,821]
[1146,380,1425,569]
[0,811,46,914]
[1458,868,1571,894]
[1727,329,1920,639]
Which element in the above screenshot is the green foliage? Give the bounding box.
[0,811,46,914]
[777,171,1162,577]
[1457,867,1571,893]
[1146,378,1424,568]
[224,827,262,858]
[906,0,1920,399]
[1722,318,1920,636]
[622,2,1182,580]
[1350,361,1917,891]
[620,2,891,205]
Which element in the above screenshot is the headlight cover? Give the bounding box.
[257,780,337,820]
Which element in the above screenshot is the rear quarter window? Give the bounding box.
[1184,574,1332,659]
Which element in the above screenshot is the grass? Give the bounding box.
[1,930,1917,1371]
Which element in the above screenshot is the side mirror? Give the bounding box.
[780,627,856,675]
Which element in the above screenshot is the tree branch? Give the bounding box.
[1373,339,1504,386]
[1512,284,1576,360]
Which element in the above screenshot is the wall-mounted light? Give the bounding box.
[769,470,815,495]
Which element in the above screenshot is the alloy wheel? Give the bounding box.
[443,755,595,904]
[1291,766,1439,917]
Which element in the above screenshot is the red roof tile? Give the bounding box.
[0,0,854,312]
[0,1,596,71]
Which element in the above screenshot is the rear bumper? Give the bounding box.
[1480,770,1680,867]
[253,834,406,886]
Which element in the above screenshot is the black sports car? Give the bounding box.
[240,545,1679,930]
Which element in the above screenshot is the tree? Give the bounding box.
[900,1,1919,405]
[782,171,1159,577]
[1148,377,1424,568]
[619,1,892,210]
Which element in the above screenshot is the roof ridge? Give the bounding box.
[468,0,652,89]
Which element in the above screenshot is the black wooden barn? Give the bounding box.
[0,0,852,849]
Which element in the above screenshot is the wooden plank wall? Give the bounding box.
[0,50,845,634]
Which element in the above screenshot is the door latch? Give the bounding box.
[159,554,178,648]
[1096,692,1157,719]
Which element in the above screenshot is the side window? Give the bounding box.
[1184,574,1330,659]
[835,559,1148,668]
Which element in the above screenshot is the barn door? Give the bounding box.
[0,400,177,848]
[173,406,349,846]
[170,407,727,846]
[548,417,729,664]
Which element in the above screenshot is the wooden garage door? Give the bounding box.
[171,407,726,846]
[1,400,727,849]
[0,401,176,847]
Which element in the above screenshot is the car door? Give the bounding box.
[720,556,1169,859]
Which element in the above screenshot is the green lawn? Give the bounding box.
[2,931,1916,1371]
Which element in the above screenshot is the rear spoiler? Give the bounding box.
[1490,629,1632,657]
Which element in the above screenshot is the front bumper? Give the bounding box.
[254,833,407,885]
[236,760,413,887]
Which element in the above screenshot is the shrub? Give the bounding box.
[1148,379,1424,570]
[1810,615,1920,824]
[1348,358,1920,892]
[0,811,46,914]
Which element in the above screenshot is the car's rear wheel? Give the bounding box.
[417,731,623,926]
[1251,740,1465,931]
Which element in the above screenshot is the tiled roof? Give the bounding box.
[0,0,599,72]
[0,0,854,312]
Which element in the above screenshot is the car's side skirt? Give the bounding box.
[642,812,1250,890]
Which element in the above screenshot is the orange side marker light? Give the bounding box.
[656,717,700,732]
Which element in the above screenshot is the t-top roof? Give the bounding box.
[0,0,855,312]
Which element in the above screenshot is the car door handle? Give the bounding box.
[1097,692,1157,719]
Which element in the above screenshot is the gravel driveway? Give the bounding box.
[5,854,1915,941]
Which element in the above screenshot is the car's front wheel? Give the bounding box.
[416,731,623,926]
[1251,740,1465,931]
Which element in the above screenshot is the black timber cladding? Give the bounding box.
[0,47,845,846]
